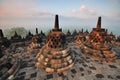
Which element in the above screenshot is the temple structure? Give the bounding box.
[72,29,78,41]
[10,31,22,43]
[28,28,42,49]
[76,29,89,45]
[36,28,38,35]
[0,47,4,58]
[0,41,21,80]
[66,30,73,43]
[25,31,33,41]
[0,29,10,48]
[89,17,116,49]
[0,29,4,39]
[36,15,75,73]
[66,30,71,37]
[76,17,116,62]
[87,17,105,49]
[116,36,120,42]
[90,17,107,47]
[35,28,46,42]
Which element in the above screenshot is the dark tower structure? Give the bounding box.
[96,16,101,29]
[14,31,18,37]
[52,15,62,31]
[36,15,75,73]
[0,29,10,47]
[0,29,4,39]
[25,31,33,40]
[36,28,38,35]
[0,46,4,58]
[11,31,22,42]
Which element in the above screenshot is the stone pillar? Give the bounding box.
[52,15,62,31]
[36,28,38,35]
[54,15,59,30]
[96,16,101,29]
[0,29,4,39]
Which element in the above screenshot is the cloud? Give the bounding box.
[0,0,54,26]
[80,5,96,15]
[0,0,34,17]
[0,0,53,18]
[30,10,53,18]
[80,5,87,12]
[111,0,120,4]
[71,5,97,18]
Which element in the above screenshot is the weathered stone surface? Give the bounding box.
[36,15,75,73]
[95,74,104,78]
[76,17,116,62]
[116,75,120,79]
[109,65,117,68]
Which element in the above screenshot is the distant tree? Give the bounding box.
[4,27,27,39]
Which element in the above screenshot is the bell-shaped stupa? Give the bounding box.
[36,15,75,73]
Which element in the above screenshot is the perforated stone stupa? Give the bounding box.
[78,17,116,62]
[36,15,75,73]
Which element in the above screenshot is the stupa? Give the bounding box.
[0,29,10,48]
[76,29,88,45]
[77,17,116,62]
[10,31,22,43]
[36,15,75,73]
[88,17,116,50]
[28,28,42,49]
[66,30,73,43]
[25,31,33,41]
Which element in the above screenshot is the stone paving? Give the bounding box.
[13,43,120,80]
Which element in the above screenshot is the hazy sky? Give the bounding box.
[0,0,120,35]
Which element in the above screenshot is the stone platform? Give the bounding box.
[13,43,120,80]
[36,45,75,73]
